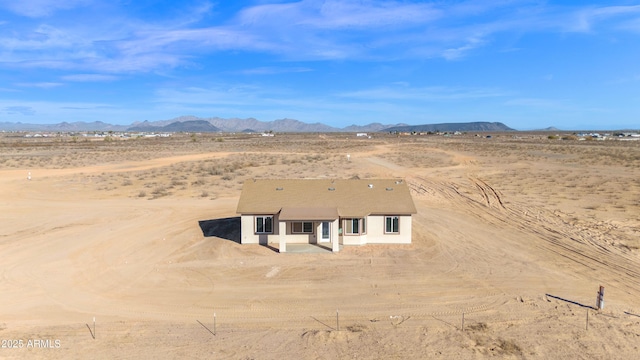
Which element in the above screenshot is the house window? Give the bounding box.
[256,216,273,233]
[292,221,313,233]
[344,218,366,235]
[385,216,399,234]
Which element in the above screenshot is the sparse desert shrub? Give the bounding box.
[151,186,169,198]
[192,178,206,186]
[137,190,146,197]
[209,167,224,176]
[304,154,324,162]
[497,338,521,354]
[468,322,488,331]
[171,179,186,187]
[226,162,242,172]
[346,324,366,332]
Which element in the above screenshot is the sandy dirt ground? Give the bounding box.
[1,133,639,359]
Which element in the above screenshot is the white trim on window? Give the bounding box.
[385,216,399,234]
[255,215,273,234]
[292,221,314,234]
[344,217,366,235]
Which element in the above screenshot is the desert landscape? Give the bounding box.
[1,132,639,359]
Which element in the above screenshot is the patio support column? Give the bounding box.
[332,219,340,252]
[278,221,287,253]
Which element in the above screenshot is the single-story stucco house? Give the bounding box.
[236,178,417,252]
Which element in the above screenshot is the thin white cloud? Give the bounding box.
[503,97,581,111]
[60,105,116,110]
[151,84,396,123]
[154,85,270,107]
[155,84,508,106]
[16,82,63,88]
[567,5,640,32]
[117,27,267,55]
[0,24,81,50]
[3,105,36,115]
[148,82,515,127]
[337,85,508,101]
[239,0,440,29]
[317,1,440,28]
[173,1,216,27]
[0,98,144,123]
[442,36,487,60]
[61,74,119,82]
[1,1,640,74]
[0,0,93,18]
[237,67,313,75]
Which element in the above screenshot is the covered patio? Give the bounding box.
[283,243,343,254]
[277,207,340,253]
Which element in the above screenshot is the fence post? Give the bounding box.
[596,286,605,310]
[586,309,589,330]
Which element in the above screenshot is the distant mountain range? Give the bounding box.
[0,116,514,133]
[384,122,514,132]
[127,116,409,133]
[128,120,222,133]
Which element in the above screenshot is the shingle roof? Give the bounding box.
[279,207,339,221]
[236,179,417,218]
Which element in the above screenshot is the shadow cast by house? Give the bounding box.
[198,217,241,243]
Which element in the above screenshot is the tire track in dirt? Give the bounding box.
[410,175,640,299]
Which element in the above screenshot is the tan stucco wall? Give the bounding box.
[342,233,366,245]
[240,214,411,246]
[364,215,412,244]
[283,222,318,244]
[240,214,281,244]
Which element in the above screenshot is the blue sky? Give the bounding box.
[1,0,639,130]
